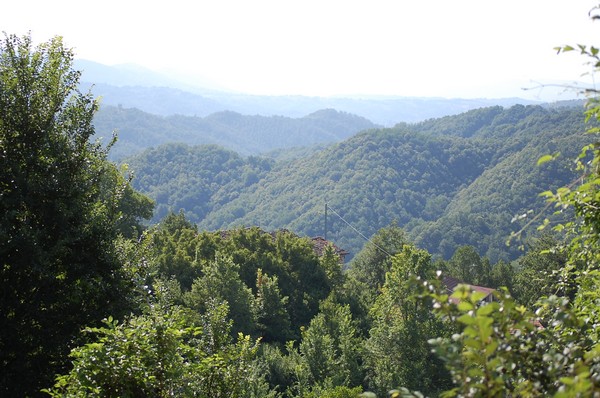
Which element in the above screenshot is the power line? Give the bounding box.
[326,203,393,258]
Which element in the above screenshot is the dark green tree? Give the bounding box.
[445,245,491,286]
[151,211,202,290]
[348,222,408,292]
[254,268,292,343]
[0,34,150,396]
[184,252,256,336]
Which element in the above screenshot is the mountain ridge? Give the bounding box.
[78,59,543,126]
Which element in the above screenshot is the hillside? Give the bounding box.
[126,144,274,223]
[93,105,377,160]
[124,104,590,262]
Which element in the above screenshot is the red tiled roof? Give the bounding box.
[311,236,349,259]
[442,276,495,304]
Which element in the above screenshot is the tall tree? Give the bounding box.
[348,222,408,292]
[184,252,256,336]
[365,245,451,396]
[0,34,150,396]
[445,245,491,286]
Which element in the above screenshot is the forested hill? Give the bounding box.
[93,105,378,160]
[125,104,590,262]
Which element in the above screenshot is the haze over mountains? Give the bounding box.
[78,59,542,127]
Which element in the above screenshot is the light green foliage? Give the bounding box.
[264,301,364,397]
[299,301,364,390]
[320,243,345,290]
[419,276,600,397]
[365,246,451,397]
[424,283,544,397]
[184,252,256,336]
[305,385,364,398]
[46,303,270,398]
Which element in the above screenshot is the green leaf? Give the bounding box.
[476,303,496,316]
[457,314,475,325]
[537,154,555,166]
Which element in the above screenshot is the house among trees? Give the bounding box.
[311,236,349,264]
[442,275,495,304]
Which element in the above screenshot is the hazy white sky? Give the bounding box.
[2,1,599,99]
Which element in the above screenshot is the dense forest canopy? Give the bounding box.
[125,104,590,262]
[4,4,600,395]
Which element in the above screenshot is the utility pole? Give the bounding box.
[324,202,328,240]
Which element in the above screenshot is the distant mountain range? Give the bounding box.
[77,59,544,126]
[93,106,379,160]
[124,104,591,262]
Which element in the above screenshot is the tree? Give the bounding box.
[512,234,568,308]
[254,268,293,343]
[364,245,451,397]
[0,33,150,396]
[445,245,491,286]
[348,222,408,293]
[45,303,272,398]
[184,252,256,336]
[298,301,364,392]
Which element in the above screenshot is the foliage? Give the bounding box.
[365,246,451,397]
[259,301,364,397]
[0,33,151,396]
[298,301,364,391]
[254,268,293,343]
[444,245,492,287]
[512,234,568,308]
[144,220,332,344]
[126,143,274,223]
[348,222,409,291]
[45,302,271,397]
[184,252,256,336]
[417,276,600,397]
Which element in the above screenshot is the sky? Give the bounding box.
[2,0,599,100]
